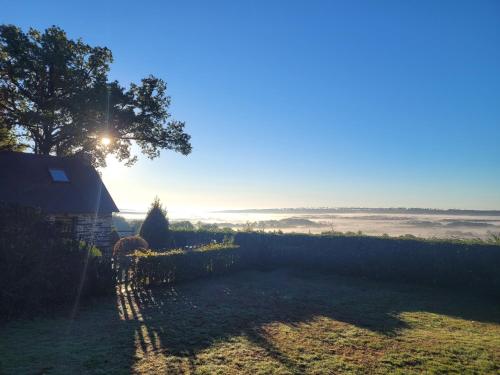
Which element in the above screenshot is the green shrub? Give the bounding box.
[0,204,115,318]
[82,241,102,257]
[139,197,170,250]
[133,243,240,286]
[113,235,148,258]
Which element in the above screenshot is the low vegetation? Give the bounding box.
[0,205,114,318]
[132,243,239,286]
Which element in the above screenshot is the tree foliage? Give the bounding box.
[0,126,25,151]
[0,24,191,166]
[170,220,196,231]
[140,197,170,250]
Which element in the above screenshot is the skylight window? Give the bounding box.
[49,168,69,182]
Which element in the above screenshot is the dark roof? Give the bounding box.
[0,152,119,214]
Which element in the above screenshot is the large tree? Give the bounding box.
[0,25,191,166]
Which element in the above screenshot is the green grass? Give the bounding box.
[1,270,499,374]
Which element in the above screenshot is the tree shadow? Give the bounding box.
[115,269,500,372]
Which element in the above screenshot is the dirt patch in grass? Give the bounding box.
[1,269,499,374]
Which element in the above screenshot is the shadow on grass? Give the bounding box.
[3,269,498,374]
[115,269,500,372]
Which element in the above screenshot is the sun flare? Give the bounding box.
[101,137,111,146]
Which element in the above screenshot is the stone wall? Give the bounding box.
[48,213,113,257]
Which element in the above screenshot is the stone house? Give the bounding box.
[0,151,119,256]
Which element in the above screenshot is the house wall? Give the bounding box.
[48,213,114,257]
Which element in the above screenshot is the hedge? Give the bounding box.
[234,232,500,295]
[133,231,500,297]
[132,244,242,286]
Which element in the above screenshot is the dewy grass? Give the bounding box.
[1,269,499,374]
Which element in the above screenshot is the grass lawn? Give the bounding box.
[1,269,499,374]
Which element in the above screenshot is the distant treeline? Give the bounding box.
[112,215,232,236]
[233,217,325,229]
[133,230,500,298]
[215,207,500,216]
[113,213,500,243]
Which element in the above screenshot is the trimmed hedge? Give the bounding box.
[234,232,500,295]
[132,244,241,286]
[134,231,500,297]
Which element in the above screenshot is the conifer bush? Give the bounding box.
[139,197,170,250]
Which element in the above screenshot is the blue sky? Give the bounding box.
[3,0,500,211]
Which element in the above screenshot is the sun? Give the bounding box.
[101,137,111,146]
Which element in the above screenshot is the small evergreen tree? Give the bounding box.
[139,197,170,250]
